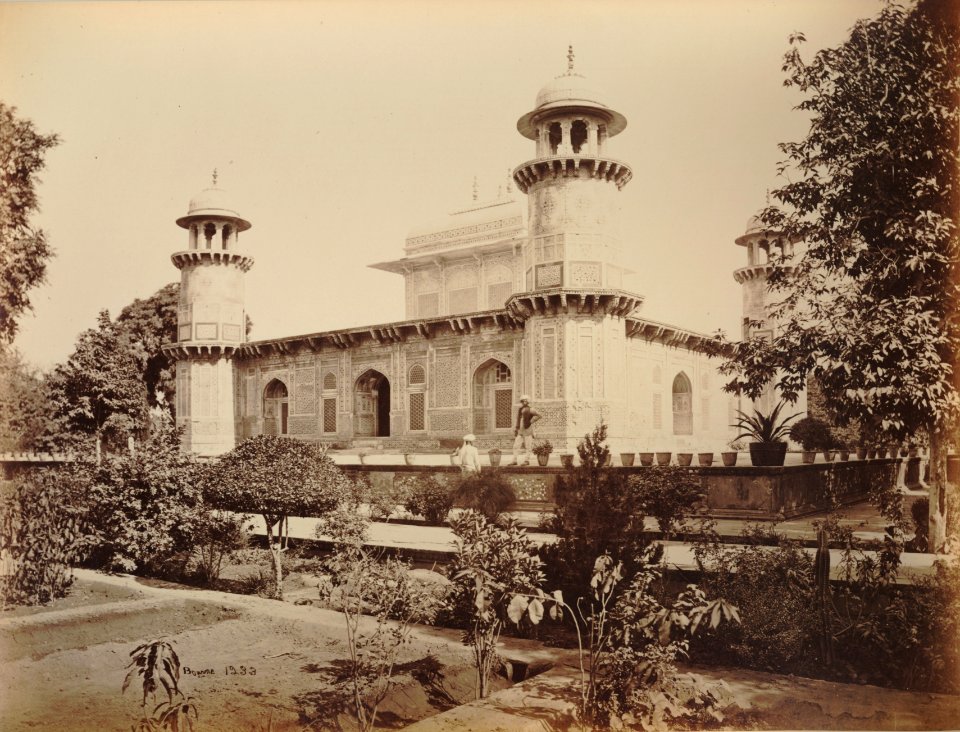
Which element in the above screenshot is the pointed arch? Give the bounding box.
[263,379,289,435]
[472,359,513,434]
[672,371,693,435]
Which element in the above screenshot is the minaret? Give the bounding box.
[163,172,254,455]
[733,211,805,416]
[507,49,641,448]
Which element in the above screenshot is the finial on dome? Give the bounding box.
[567,45,575,73]
[212,168,219,187]
[472,176,478,202]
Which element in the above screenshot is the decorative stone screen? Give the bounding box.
[495,389,513,429]
[409,392,425,431]
[448,287,478,314]
[487,281,512,309]
[322,398,337,433]
[418,292,439,317]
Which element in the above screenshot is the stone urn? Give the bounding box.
[655,452,672,466]
[677,453,693,467]
[620,452,635,467]
[721,451,738,467]
[749,442,788,467]
[560,454,574,469]
[698,452,714,467]
[639,452,654,466]
[488,449,502,467]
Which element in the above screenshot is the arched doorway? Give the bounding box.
[473,359,513,434]
[263,379,289,436]
[672,372,693,435]
[355,370,390,437]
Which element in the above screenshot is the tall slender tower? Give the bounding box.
[508,49,642,448]
[733,213,806,416]
[163,174,254,455]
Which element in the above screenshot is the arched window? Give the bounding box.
[672,372,693,435]
[321,372,337,434]
[263,379,289,436]
[203,222,216,249]
[221,224,233,250]
[548,122,562,154]
[571,120,588,154]
[473,360,512,433]
[408,364,425,386]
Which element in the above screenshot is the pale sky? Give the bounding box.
[1,0,883,370]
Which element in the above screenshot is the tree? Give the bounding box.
[717,1,959,549]
[45,310,149,460]
[204,435,355,599]
[0,102,60,343]
[115,282,179,412]
[0,345,55,451]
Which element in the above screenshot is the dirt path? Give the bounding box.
[0,572,502,731]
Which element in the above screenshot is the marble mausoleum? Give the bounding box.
[163,52,805,456]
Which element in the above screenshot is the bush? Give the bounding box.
[0,466,92,606]
[192,509,250,584]
[402,474,455,524]
[692,533,820,675]
[541,423,651,609]
[452,471,516,522]
[631,466,706,539]
[790,416,835,451]
[83,424,203,572]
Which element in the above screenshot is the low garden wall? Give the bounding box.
[343,458,903,521]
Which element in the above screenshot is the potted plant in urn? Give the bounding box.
[487,446,502,467]
[532,439,553,467]
[560,453,574,469]
[732,401,800,467]
[790,416,834,464]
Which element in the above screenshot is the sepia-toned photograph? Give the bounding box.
[0,1,958,730]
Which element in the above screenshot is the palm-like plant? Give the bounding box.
[732,401,800,444]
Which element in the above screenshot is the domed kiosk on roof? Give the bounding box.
[517,46,627,141]
[176,180,251,232]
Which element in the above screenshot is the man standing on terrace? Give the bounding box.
[509,395,541,466]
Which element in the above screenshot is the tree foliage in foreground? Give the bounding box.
[0,345,55,451]
[0,102,60,343]
[115,282,179,413]
[45,310,149,457]
[204,435,355,599]
[715,1,959,548]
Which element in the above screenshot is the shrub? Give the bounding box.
[631,466,706,540]
[0,465,92,606]
[192,509,250,584]
[448,510,545,698]
[452,470,516,522]
[319,501,445,731]
[790,416,835,451]
[204,436,356,599]
[75,421,204,573]
[402,474,455,524]
[541,423,651,608]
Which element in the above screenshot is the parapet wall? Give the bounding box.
[343,458,904,521]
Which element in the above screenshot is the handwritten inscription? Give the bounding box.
[182,666,257,677]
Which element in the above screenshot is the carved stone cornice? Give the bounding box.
[505,289,643,321]
[171,250,255,272]
[161,342,240,360]
[227,309,527,360]
[625,317,732,356]
[732,264,795,284]
[512,155,633,193]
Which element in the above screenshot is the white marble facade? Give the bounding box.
[166,52,771,456]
